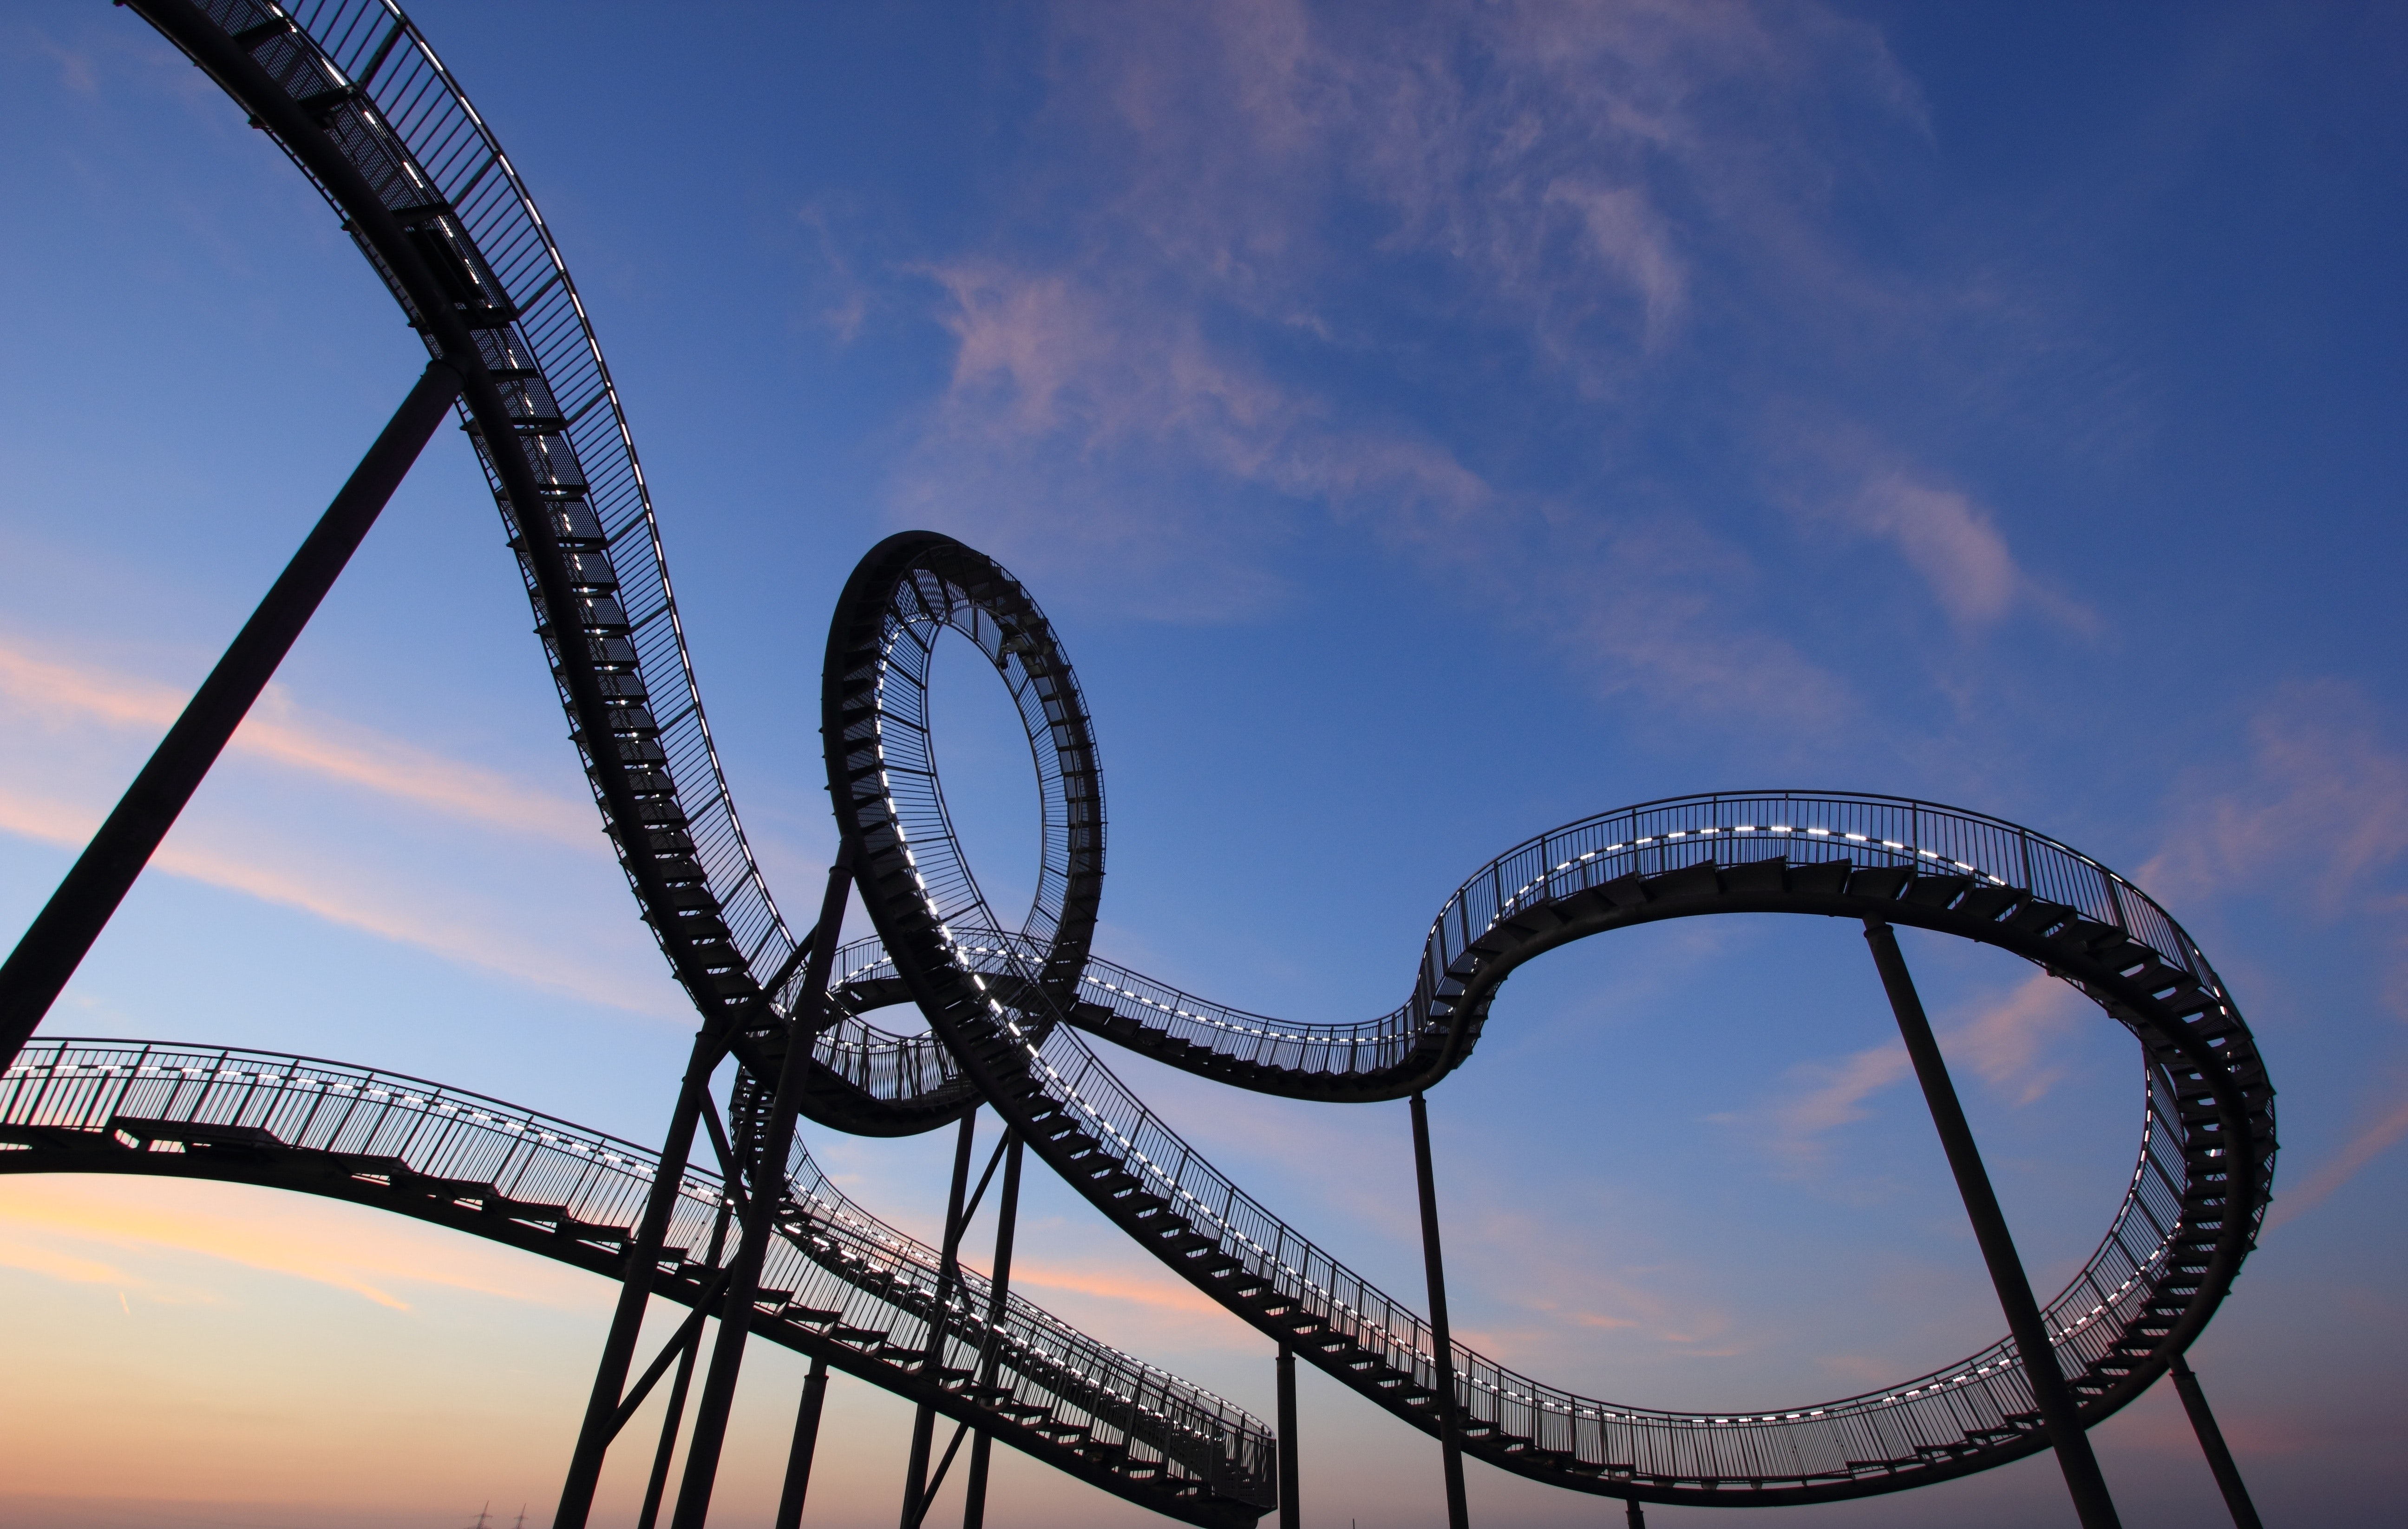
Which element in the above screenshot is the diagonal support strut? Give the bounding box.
[0,357,463,1068]
[1864,919,2122,1529]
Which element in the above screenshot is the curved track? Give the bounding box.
[111,0,2276,1513]
[0,1038,1272,1524]
[823,538,2276,1505]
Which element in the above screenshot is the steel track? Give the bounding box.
[0,1038,1273,1522]
[102,0,2277,1511]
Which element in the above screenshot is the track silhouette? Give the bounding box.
[91,0,2277,1512]
[0,1039,1272,1523]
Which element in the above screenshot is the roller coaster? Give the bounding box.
[0,4,2277,1528]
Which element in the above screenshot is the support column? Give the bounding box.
[636,1199,735,1529]
[962,1131,1023,1529]
[1863,920,2121,1529]
[667,856,854,1529]
[2169,1355,2263,1529]
[1276,1345,1299,1529]
[773,1357,831,1529]
[902,1110,979,1529]
[1409,1091,1470,1529]
[556,1016,741,1528]
[1623,1494,1646,1527]
[0,358,463,1067]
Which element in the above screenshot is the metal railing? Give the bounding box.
[0,1039,1274,1507]
[124,0,2266,1502]
[918,794,2253,1490]
[219,0,800,996]
[809,790,2232,1093]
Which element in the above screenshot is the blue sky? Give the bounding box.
[1,2,2403,1525]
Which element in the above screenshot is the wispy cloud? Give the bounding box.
[858,0,1975,727]
[0,784,674,1016]
[0,640,595,848]
[1454,1205,1741,1361]
[1844,470,2028,626]
[1766,1038,1912,1165]
[1949,972,2086,1106]
[2141,680,2408,913]
[1010,1261,1230,1320]
[2267,1083,2408,1230]
[1756,972,2086,1167]
[0,1236,142,1290]
[0,1178,609,1313]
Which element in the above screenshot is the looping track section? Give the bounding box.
[114,0,2277,1513]
[827,536,2277,1506]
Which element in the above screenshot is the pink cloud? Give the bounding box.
[1767,1039,1912,1166]
[1755,973,2087,1168]
[1008,1261,1230,1320]
[884,0,1934,728]
[0,1177,609,1313]
[2141,680,2408,914]
[1848,470,2022,624]
[0,785,674,1017]
[1949,972,2085,1106]
[2266,1084,2408,1230]
[0,640,595,849]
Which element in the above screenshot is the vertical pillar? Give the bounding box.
[634,1331,704,1529]
[667,856,854,1529]
[1409,1091,1471,1529]
[2168,1355,2263,1529]
[637,1199,735,1529]
[0,358,463,1068]
[1276,1344,1300,1529]
[901,1109,979,1529]
[1623,1493,1646,1527]
[557,1022,734,1528]
[773,1357,831,1529]
[962,1132,1022,1529]
[1863,920,2121,1529]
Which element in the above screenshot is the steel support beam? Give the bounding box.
[635,1201,733,1529]
[556,1021,737,1527]
[1864,920,2122,1529]
[1276,1345,1299,1529]
[633,1295,706,1529]
[902,1110,980,1529]
[1624,1494,1646,1527]
[667,855,855,1529]
[0,357,462,1067]
[2169,1355,2263,1529]
[773,1357,831,1529]
[961,1131,1022,1529]
[1409,1091,1470,1529]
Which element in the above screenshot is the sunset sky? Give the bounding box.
[3,3,2404,1526]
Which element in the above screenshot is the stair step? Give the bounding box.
[110,1116,284,1153]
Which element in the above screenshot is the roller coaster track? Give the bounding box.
[92,0,2277,1514]
[0,1039,1273,1523]
[818,542,2276,1504]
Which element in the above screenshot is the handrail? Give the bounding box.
[97,0,2274,1510]
[824,542,2277,1503]
[0,1038,1275,1512]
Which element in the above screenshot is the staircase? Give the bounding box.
[0,1040,1275,1524]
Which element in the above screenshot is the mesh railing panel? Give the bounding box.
[0,1039,1273,1503]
